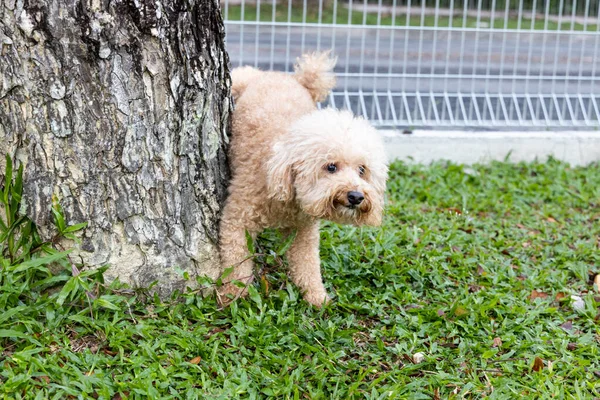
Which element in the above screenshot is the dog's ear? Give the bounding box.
[360,164,388,226]
[266,147,295,202]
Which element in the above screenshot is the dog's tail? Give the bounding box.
[293,52,337,103]
[231,66,262,101]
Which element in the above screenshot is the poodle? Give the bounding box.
[218,52,388,307]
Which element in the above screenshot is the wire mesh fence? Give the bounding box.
[222,0,600,129]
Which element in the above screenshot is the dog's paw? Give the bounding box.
[303,290,331,308]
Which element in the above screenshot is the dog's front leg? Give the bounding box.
[286,222,330,307]
[217,216,257,305]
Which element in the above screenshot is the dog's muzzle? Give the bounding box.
[347,191,364,207]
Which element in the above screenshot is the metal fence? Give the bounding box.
[222,0,600,130]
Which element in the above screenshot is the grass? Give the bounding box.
[225,3,599,31]
[2,157,600,398]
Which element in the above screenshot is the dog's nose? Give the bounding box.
[347,191,364,205]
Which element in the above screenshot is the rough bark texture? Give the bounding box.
[0,0,231,295]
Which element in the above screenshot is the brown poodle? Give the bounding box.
[218,52,388,307]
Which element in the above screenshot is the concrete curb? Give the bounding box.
[380,130,600,166]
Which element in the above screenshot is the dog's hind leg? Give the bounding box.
[217,207,258,305]
[286,223,330,307]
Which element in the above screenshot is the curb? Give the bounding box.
[380,130,600,166]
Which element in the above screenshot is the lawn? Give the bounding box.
[224,2,599,32]
[2,159,600,398]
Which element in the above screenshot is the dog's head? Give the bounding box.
[266,109,388,226]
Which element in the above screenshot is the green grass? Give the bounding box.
[225,3,599,31]
[3,158,600,398]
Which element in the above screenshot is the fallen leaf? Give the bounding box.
[190,356,202,365]
[454,306,469,317]
[102,348,118,356]
[567,342,577,351]
[492,337,502,348]
[477,265,485,275]
[594,275,600,293]
[555,292,567,301]
[522,241,531,248]
[412,352,425,364]
[532,356,544,372]
[38,375,50,384]
[261,275,270,295]
[547,217,557,223]
[529,290,549,301]
[560,321,573,331]
[571,295,585,312]
[516,223,527,229]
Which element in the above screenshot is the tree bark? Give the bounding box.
[0,0,231,295]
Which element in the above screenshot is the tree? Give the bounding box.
[0,0,231,295]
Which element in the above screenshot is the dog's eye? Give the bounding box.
[358,165,366,176]
[326,163,337,173]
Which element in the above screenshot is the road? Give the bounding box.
[224,24,600,126]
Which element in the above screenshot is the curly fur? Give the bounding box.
[218,52,388,307]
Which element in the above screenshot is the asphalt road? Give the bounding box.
[225,25,599,93]
[224,24,600,126]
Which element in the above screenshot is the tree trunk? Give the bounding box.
[0,0,231,295]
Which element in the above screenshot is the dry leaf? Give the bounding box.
[522,241,531,248]
[454,306,469,317]
[547,217,557,223]
[190,356,202,365]
[560,321,573,331]
[103,348,118,356]
[492,337,502,348]
[477,265,485,275]
[529,290,549,301]
[412,352,425,364]
[555,292,567,301]
[571,295,585,312]
[532,356,544,372]
[261,275,270,295]
[567,342,577,351]
[594,275,600,293]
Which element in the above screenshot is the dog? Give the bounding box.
[218,52,388,307]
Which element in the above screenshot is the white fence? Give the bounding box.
[222,0,600,130]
